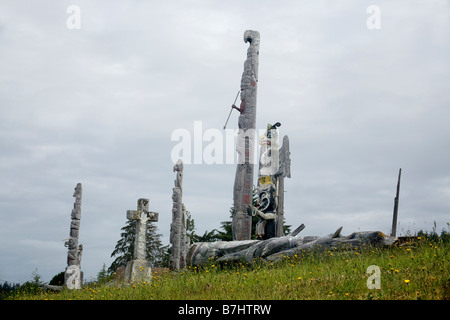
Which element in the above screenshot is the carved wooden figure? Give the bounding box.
[170,159,189,270]
[64,183,83,289]
[232,30,260,241]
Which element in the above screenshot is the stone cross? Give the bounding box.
[124,198,158,283]
[127,198,159,260]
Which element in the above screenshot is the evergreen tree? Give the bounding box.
[192,229,222,242]
[185,210,197,244]
[109,220,169,273]
[97,263,113,283]
[109,219,134,273]
[185,209,225,242]
[49,271,64,286]
[147,222,170,267]
[0,281,20,299]
[31,268,44,287]
[16,269,46,295]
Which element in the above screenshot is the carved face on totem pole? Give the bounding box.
[255,123,281,239]
[257,123,280,201]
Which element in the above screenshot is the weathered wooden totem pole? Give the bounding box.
[232,30,260,241]
[64,182,83,289]
[170,159,189,270]
[253,124,291,239]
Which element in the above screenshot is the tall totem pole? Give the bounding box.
[232,30,260,240]
[170,159,189,270]
[253,125,291,239]
[64,183,83,289]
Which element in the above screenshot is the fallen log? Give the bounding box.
[187,227,395,266]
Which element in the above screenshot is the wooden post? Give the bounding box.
[390,168,402,237]
[64,183,83,289]
[232,30,260,241]
[276,135,291,237]
[170,160,184,270]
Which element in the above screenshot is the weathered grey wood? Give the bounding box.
[180,203,189,268]
[63,183,83,289]
[232,30,260,241]
[391,168,402,237]
[289,223,305,237]
[255,124,280,239]
[43,284,63,291]
[170,159,189,270]
[187,240,258,266]
[187,227,395,266]
[171,188,182,269]
[254,125,291,239]
[276,135,291,237]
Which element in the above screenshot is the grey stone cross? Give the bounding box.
[127,198,158,261]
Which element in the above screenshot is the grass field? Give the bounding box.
[8,236,450,300]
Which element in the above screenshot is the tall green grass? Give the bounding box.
[9,237,449,300]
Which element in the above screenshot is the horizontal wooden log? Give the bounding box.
[187,228,395,266]
[43,284,63,291]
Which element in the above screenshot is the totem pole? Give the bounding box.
[170,159,189,270]
[64,183,83,289]
[253,124,291,239]
[232,30,260,241]
[276,134,291,237]
[254,124,279,239]
[180,203,189,268]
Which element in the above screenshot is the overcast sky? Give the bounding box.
[1,0,449,284]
